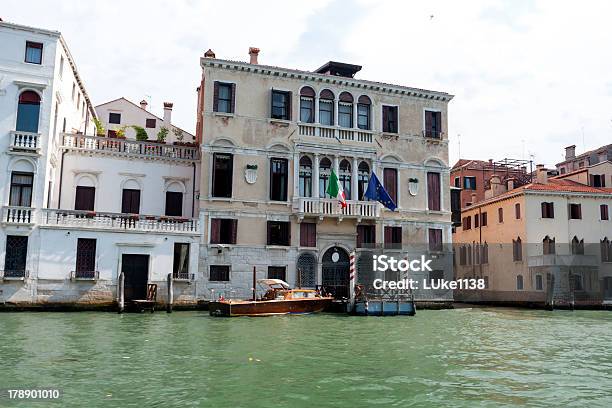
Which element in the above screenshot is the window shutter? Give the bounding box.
[541,202,546,218]
[427,172,440,211]
[577,204,582,219]
[270,89,274,118]
[568,204,571,219]
[210,219,221,243]
[383,168,397,203]
[382,107,388,132]
[230,83,236,113]
[266,222,271,245]
[286,91,292,121]
[435,112,441,134]
[213,81,220,112]
[230,219,238,244]
[357,226,364,248]
[550,203,554,218]
[300,223,307,246]
[384,226,391,245]
[425,111,432,134]
[589,174,595,186]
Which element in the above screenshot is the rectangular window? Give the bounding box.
[454,177,461,188]
[424,110,442,138]
[541,202,555,218]
[173,243,190,279]
[25,41,43,64]
[300,223,316,247]
[214,82,235,113]
[210,218,237,244]
[210,265,230,281]
[591,174,606,187]
[75,186,95,211]
[300,97,314,123]
[516,275,524,290]
[9,172,33,207]
[382,105,398,133]
[75,238,96,278]
[569,203,582,219]
[463,176,476,190]
[428,228,443,252]
[271,90,291,120]
[4,236,28,277]
[357,225,376,248]
[319,100,333,125]
[212,153,233,198]
[427,172,441,211]
[515,203,521,219]
[535,274,543,290]
[165,191,183,216]
[474,213,479,228]
[268,266,286,281]
[270,158,288,201]
[121,189,141,214]
[383,168,398,204]
[384,226,402,249]
[601,204,610,221]
[108,112,121,124]
[338,103,353,128]
[481,212,488,226]
[267,221,290,246]
[357,104,370,130]
[145,118,156,128]
[462,216,471,230]
[498,208,504,223]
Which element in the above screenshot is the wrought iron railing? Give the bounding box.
[423,129,443,139]
[173,272,195,281]
[0,269,29,279]
[71,270,99,280]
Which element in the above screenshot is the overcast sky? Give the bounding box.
[4,0,611,167]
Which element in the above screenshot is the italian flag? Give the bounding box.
[326,169,347,208]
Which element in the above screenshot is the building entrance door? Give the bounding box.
[321,247,350,299]
[122,254,149,301]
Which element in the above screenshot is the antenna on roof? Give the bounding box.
[457,134,461,158]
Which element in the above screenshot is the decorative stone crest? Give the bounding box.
[245,164,258,184]
[408,178,419,196]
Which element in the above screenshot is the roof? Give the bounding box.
[556,143,612,166]
[314,61,362,78]
[201,57,453,101]
[95,97,194,137]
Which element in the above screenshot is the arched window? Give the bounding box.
[16,91,41,133]
[601,237,611,262]
[512,237,522,261]
[319,157,331,198]
[300,87,315,123]
[543,236,555,255]
[516,275,524,290]
[296,252,316,288]
[571,236,584,255]
[338,92,353,128]
[357,161,370,201]
[298,156,312,197]
[339,159,351,200]
[357,95,371,130]
[319,89,334,126]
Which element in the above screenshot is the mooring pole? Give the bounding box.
[167,273,173,313]
[118,272,125,314]
[252,266,257,301]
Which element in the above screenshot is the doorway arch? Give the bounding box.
[321,246,350,299]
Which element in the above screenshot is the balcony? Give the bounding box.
[298,124,374,144]
[70,270,100,280]
[297,198,379,221]
[528,254,599,268]
[41,209,200,234]
[3,206,34,225]
[9,131,40,152]
[0,269,29,280]
[62,134,200,162]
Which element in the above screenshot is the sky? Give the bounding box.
[4,0,612,167]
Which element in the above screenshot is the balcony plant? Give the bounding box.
[93,117,106,136]
[115,126,127,139]
[132,125,149,141]
[156,126,169,144]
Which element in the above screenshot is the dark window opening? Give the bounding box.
[4,236,28,277]
[165,191,183,216]
[268,266,286,281]
[300,97,314,123]
[16,90,41,133]
[267,221,290,246]
[357,225,376,248]
[108,112,121,124]
[384,226,402,249]
[210,218,237,244]
[300,223,316,247]
[271,90,291,120]
[214,82,235,113]
[357,162,370,201]
[25,41,43,64]
[382,105,398,133]
[270,158,288,201]
[541,202,555,218]
[145,118,156,128]
[463,176,476,190]
[210,265,230,281]
[121,189,140,214]
[427,172,441,211]
[75,238,96,278]
[569,203,582,220]
[383,168,397,204]
[357,102,370,130]
[212,153,233,198]
[424,110,442,138]
[75,186,95,211]
[173,243,190,279]
[601,205,610,221]
[428,228,443,252]
[9,172,33,207]
[299,156,312,197]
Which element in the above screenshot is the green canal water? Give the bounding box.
[1,308,612,407]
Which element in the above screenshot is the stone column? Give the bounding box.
[312,153,320,198]
[333,155,339,175]
[314,96,320,124]
[353,102,358,129]
[333,99,338,126]
[293,152,300,198]
[351,157,359,201]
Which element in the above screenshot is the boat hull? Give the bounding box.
[209,298,333,317]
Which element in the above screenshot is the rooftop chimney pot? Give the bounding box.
[536,165,548,184]
[249,47,260,64]
[204,49,216,58]
[163,102,173,125]
[565,144,576,160]
[139,99,148,110]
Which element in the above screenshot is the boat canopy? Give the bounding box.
[257,279,291,289]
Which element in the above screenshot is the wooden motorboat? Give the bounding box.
[209,279,333,317]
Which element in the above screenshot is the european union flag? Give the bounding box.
[364,172,397,211]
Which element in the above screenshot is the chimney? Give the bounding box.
[485,175,506,199]
[204,49,216,58]
[507,177,516,191]
[139,99,148,111]
[249,47,260,64]
[535,164,548,184]
[565,145,576,160]
[163,102,173,125]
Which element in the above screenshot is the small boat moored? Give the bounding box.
[209,279,334,317]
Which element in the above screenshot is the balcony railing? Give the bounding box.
[0,269,29,280]
[298,198,379,219]
[71,270,99,280]
[173,272,195,281]
[422,129,443,139]
[42,209,200,234]
[3,206,34,224]
[298,124,374,143]
[9,131,40,151]
[62,134,200,161]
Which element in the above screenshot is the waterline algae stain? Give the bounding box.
[1,310,612,407]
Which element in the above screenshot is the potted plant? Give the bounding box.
[132,125,149,141]
[157,126,169,144]
[93,118,105,136]
[115,126,127,139]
